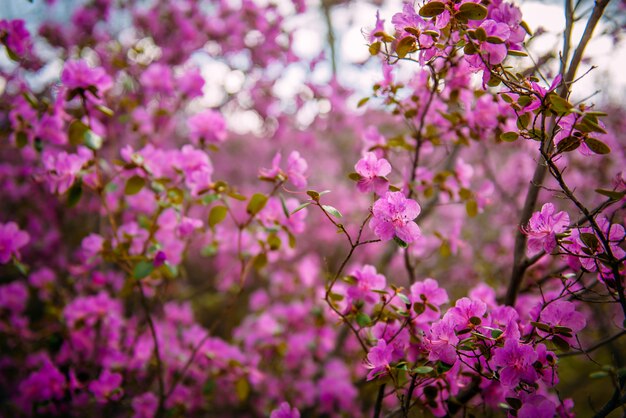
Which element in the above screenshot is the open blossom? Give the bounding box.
[370,191,421,243]
[493,340,538,388]
[188,109,227,145]
[259,151,308,189]
[89,369,123,403]
[61,59,113,93]
[42,150,86,194]
[0,222,29,263]
[0,19,32,56]
[355,152,391,195]
[365,339,394,380]
[132,392,158,418]
[270,402,301,418]
[524,203,569,255]
[347,264,386,304]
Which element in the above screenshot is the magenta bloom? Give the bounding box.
[537,300,586,344]
[259,151,308,189]
[347,264,386,304]
[493,340,538,388]
[188,110,227,145]
[42,151,85,194]
[89,369,123,403]
[0,20,32,56]
[132,392,158,418]
[410,278,448,321]
[365,339,394,380]
[370,192,421,243]
[270,402,301,418]
[61,59,113,93]
[0,222,29,264]
[524,203,569,255]
[355,152,391,195]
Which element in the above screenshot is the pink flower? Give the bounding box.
[536,300,586,344]
[132,392,158,418]
[259,151,308,189]
[347,265,386,304]
[42,150,86,194]
[365,339,394,380]
[524,203,569,255]
[492,340,538,388]
[270,402,301,418]
[188,110,227,145]
[89,369,123,403]
[410,278,448,321]
[0,222,29,263]
[0,20,32,56]
[355,152,391,195]
[0,281,29,313]
[517,394,556,418]
[61,60,113,93]
[370,191,421,243]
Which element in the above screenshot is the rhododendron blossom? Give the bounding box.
[370,191,421,243]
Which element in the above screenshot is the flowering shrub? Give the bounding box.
[0,0,625,417]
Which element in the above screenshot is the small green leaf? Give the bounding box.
[15,132,28,148]
[357,97,370,108]
[500,131,518,142]
[394,236,408,248]
[414,366,434,374]
[208,205,228,227]
[457,2,488,21]
[369,42,381,56]
[556,136,581,153]
[133,260,154,279]
[306,190,320,201]
[356,312,372,327]
[267,233,281,251]
[247,193,268,215]
[235,378,250,401]
[551,335,570,352]
[396,36,417,59]
[125,175,146,195]
[322,205,342,218]
[67,182,83,207]
[291,202,311,215]
[84,130,103,150]
[584,137,611,155]
[530,321,552,332]
[595,189,625,201]
[95,105,114,117]
[348,172,361,181]
[397,292,411,305]
[548,94,572,115]
[507,49,528,57]
[589,371,609,379]
[466,199,478,217]
[506,397,522,410]
[69,120,89,146]
[419,1,446,17]
[580,232,599,250]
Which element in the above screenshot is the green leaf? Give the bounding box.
[414,366,434,374]
[394,236,408,248]
[208,205,228,227]
[133,260,154,279]
[396,36,416,59]
[500,131,518,142]
[466,199,478,217]
[253,253,268,270]
[95,104,114,117]
[530,321,552,332]
[15,132,28,148]
[125,175,146,195]
[356,312,372,327]
[589,371,609,379]
[548,94,572,115]
[291,202,311,215]
[397,292,411,305]
[457,2,488,21]
[507,49,528,57]
[306,190,320,201]
[357,97,370,108]
[551,335,570,352]
[595,189,626,201]
[369,42,381,56]
[506,397,522,410]
[267,233,281,250]
[84,130,103,150]
[69,120,89,146]
[67,182,83,208]
[584,137,611,155]
[322,205,342,218]
[419,1,446,17]
[348,172,361,182]
[235,378,250,401]
[246,193,268,215]
[580,232,599,250]
[556,136,581,153]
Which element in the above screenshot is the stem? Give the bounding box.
[374,383,386,418]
